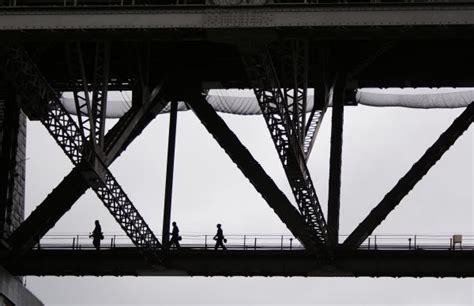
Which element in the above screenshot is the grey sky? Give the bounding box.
[22,103,472,305]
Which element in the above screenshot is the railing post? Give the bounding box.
[408,238,412,250]
[368,237,371,250]
[205,235,207,250]
[281,235,283,250]
[244,235,246,250]
[254,237,257,250]
[113,235,116,248]
[289,238,293,250]
[414,235,417,249]
[374,235,377,250]
[72,237,76,250]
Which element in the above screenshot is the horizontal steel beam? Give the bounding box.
[3,249,473,277]
[2,4,474,31]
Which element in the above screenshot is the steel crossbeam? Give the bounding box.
[2,47,161,251]
[186,91,321,251]
[343,102,474,249]
[241,46,329,249]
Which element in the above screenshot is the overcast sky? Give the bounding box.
[21,99,473,305]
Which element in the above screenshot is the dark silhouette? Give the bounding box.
[213,223,227,250]
[89,220,103,250]
[169,221,181,249]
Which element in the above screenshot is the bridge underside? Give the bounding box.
[4,36,474,90]
[2,249,473,277]
[2,3,474,89]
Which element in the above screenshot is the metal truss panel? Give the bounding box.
[9,91,169,254]
[187,92,320,251]
[277,40,309,145]
[343,102,474,249]
[303,86,329,159]
[2,47,161,252]
[241,46,328,249]
[66,43,95,143]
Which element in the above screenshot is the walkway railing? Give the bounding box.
[34,233,474,251]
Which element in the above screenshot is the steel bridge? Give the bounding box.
[0,0,473,278]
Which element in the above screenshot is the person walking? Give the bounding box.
[169,221,181,249]
[213,223,227,250]
[89,220,103,250]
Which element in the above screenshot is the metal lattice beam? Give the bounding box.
[278,40,309,145]
[8,85,168,254]
[303,85,329,159]
[343,102,474,249]
[186,90,321,251]
[2,47,161,251]
[241,46,329,250]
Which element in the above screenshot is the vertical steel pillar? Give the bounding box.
[327,75,345,247]
[162,101,178,249]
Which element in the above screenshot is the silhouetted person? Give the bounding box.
[213,223,227,250]
[169,221,181,249]
[89,220,103,250]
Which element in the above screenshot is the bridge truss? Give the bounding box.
[0,1,473,277]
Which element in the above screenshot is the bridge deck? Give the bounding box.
[2,248,473,277]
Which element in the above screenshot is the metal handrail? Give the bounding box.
[36,233,474,251]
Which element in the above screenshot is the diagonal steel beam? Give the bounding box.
[241,45,329,249]
[8,167,88,252]
[2,47,161,253]
[343,102,474,249]
[7,83,168,254]
[186,90,323,252]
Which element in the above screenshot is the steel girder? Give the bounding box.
[2,47,161,252]
[343,102,474,249]
[4,248,474,277]
[241,46,329,250]
[186,91,321,251]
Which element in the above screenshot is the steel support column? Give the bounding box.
[343,102,474,249]
[186,90,321,251]
[327,75,345,247]
[162,101,178,249]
